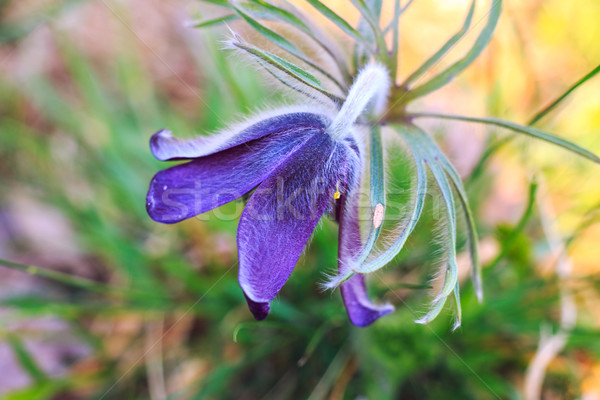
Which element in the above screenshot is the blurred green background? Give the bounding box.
[0,0,599,399]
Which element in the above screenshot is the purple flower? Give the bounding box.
[146,65,393,326]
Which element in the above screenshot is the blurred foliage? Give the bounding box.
[0,0,599,399]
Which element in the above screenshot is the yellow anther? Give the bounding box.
[333,181,341,200]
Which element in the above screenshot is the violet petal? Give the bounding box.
[147,115,327,224]
[238,134,359,320]
[150,113,327,161]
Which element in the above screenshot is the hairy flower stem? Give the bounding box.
[327,64,390,140]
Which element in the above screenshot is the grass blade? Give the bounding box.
[6,334,47,383]
[402,0,502,103]
[529,63,600,125]
[486,181,538,270]
[0,257,118,294]
[468,64,600,182]
[410,112,600,164]
[403,0,475,87]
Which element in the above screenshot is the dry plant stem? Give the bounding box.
[524,177,577,400]
[145,317,167,400]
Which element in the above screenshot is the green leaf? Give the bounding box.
[260,61,320,102]
[350,0,388,62]
[416,132,482,301]
[305,0,368,46]
[231,40,344,104]
[351,124,428,274]
[401,0,415,13]
[240,0,352,84]
[442,158,482,302]
[240,1,310,32]
[403,125,459,326]
[234,7,302,56]
[200,0,231,6]
[410,112,600,164]
[365,0,383,19]
[325,124,428,288]
[402,0,502,103]
[383,0,414,34]
[191,14,239,28]
[405,125,481,325]
[403,0,475,86]
[389,0,401,82]
[353,125,387,266]
[234,6,346,92]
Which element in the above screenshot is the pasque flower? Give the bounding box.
[147,64,393,326]
[145,0,598,329]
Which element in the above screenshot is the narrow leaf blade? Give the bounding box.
[403,0,502,102]
[234,7,302,56]
[324,125,428,288]
[353,124,428,274]
[529,63,600,125]
[241,1,310,32]
[231,40,344,104]
[191,14,239,28]
[403,0,475,86]
[411,112,600,164]
[420,133,482,301]
[305,0,367,44]
[402,124,460,324]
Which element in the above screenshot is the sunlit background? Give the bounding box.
[0,0,599,398]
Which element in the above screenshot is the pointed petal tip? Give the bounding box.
[348,302,394,328]
[243,293,270,321]
[341,276,395,327]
